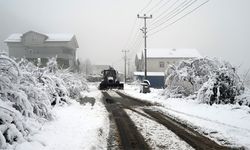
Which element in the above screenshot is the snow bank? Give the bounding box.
[15,88,109,150]
[0,55,88,148]
[124,84,250,148]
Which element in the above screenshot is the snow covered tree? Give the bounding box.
[164,58,246,106]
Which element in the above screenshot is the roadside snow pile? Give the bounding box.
[123,85,250,148]
[15,92,109,150]
[0,54,88,149]
[164,58,248,106]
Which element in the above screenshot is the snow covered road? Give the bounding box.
[125,109,193,150]
[103,91,229,149]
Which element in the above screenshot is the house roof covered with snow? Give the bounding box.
[146,48,202,58]
[4,34,23,42]
[4,31,76,42]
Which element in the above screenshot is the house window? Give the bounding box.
[57,58,69,68]
[40,58,48,67]
[159,61,165,68]
[63,49,72,54]
[26,49,33,54]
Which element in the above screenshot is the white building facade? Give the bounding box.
[4,31,79,68]
[134,48,202,88]
[135,48,202,72]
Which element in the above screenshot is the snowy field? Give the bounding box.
[123,84,250,149]
[15,85,109,150]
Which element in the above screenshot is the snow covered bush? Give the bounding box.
[164,58,246,106]
[0,101,27,148]
[0,55,88,148]
[59,72,88,99]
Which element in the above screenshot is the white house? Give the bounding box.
[4,31,79,68]
[134,48,202,88]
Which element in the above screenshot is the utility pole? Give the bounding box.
[85,63,88,76]
[122,50,129,83]
[137,14,152,80]
[127,58,131,80]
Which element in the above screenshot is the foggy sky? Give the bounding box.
[0,0,250,74]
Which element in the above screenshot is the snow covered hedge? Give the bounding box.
[0,54,88,148]
[164,58,249,106]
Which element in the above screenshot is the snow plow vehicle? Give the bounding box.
[98,67,124,90]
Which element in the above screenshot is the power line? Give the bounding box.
[128,27,142,51]
[123,17,138,49]
[124,0,154,51]
[149,0,210,36]
[149,0,198,31]
[124,0,209,68]
[149,0,184,26]
[150,0,173,15]
[133,37,143,52]
[150,0,194,28]
[126,21,142,50]
[139,0,154,14]
[126,37,143,64]
[146,0,165,14]
[128,37,139,53]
